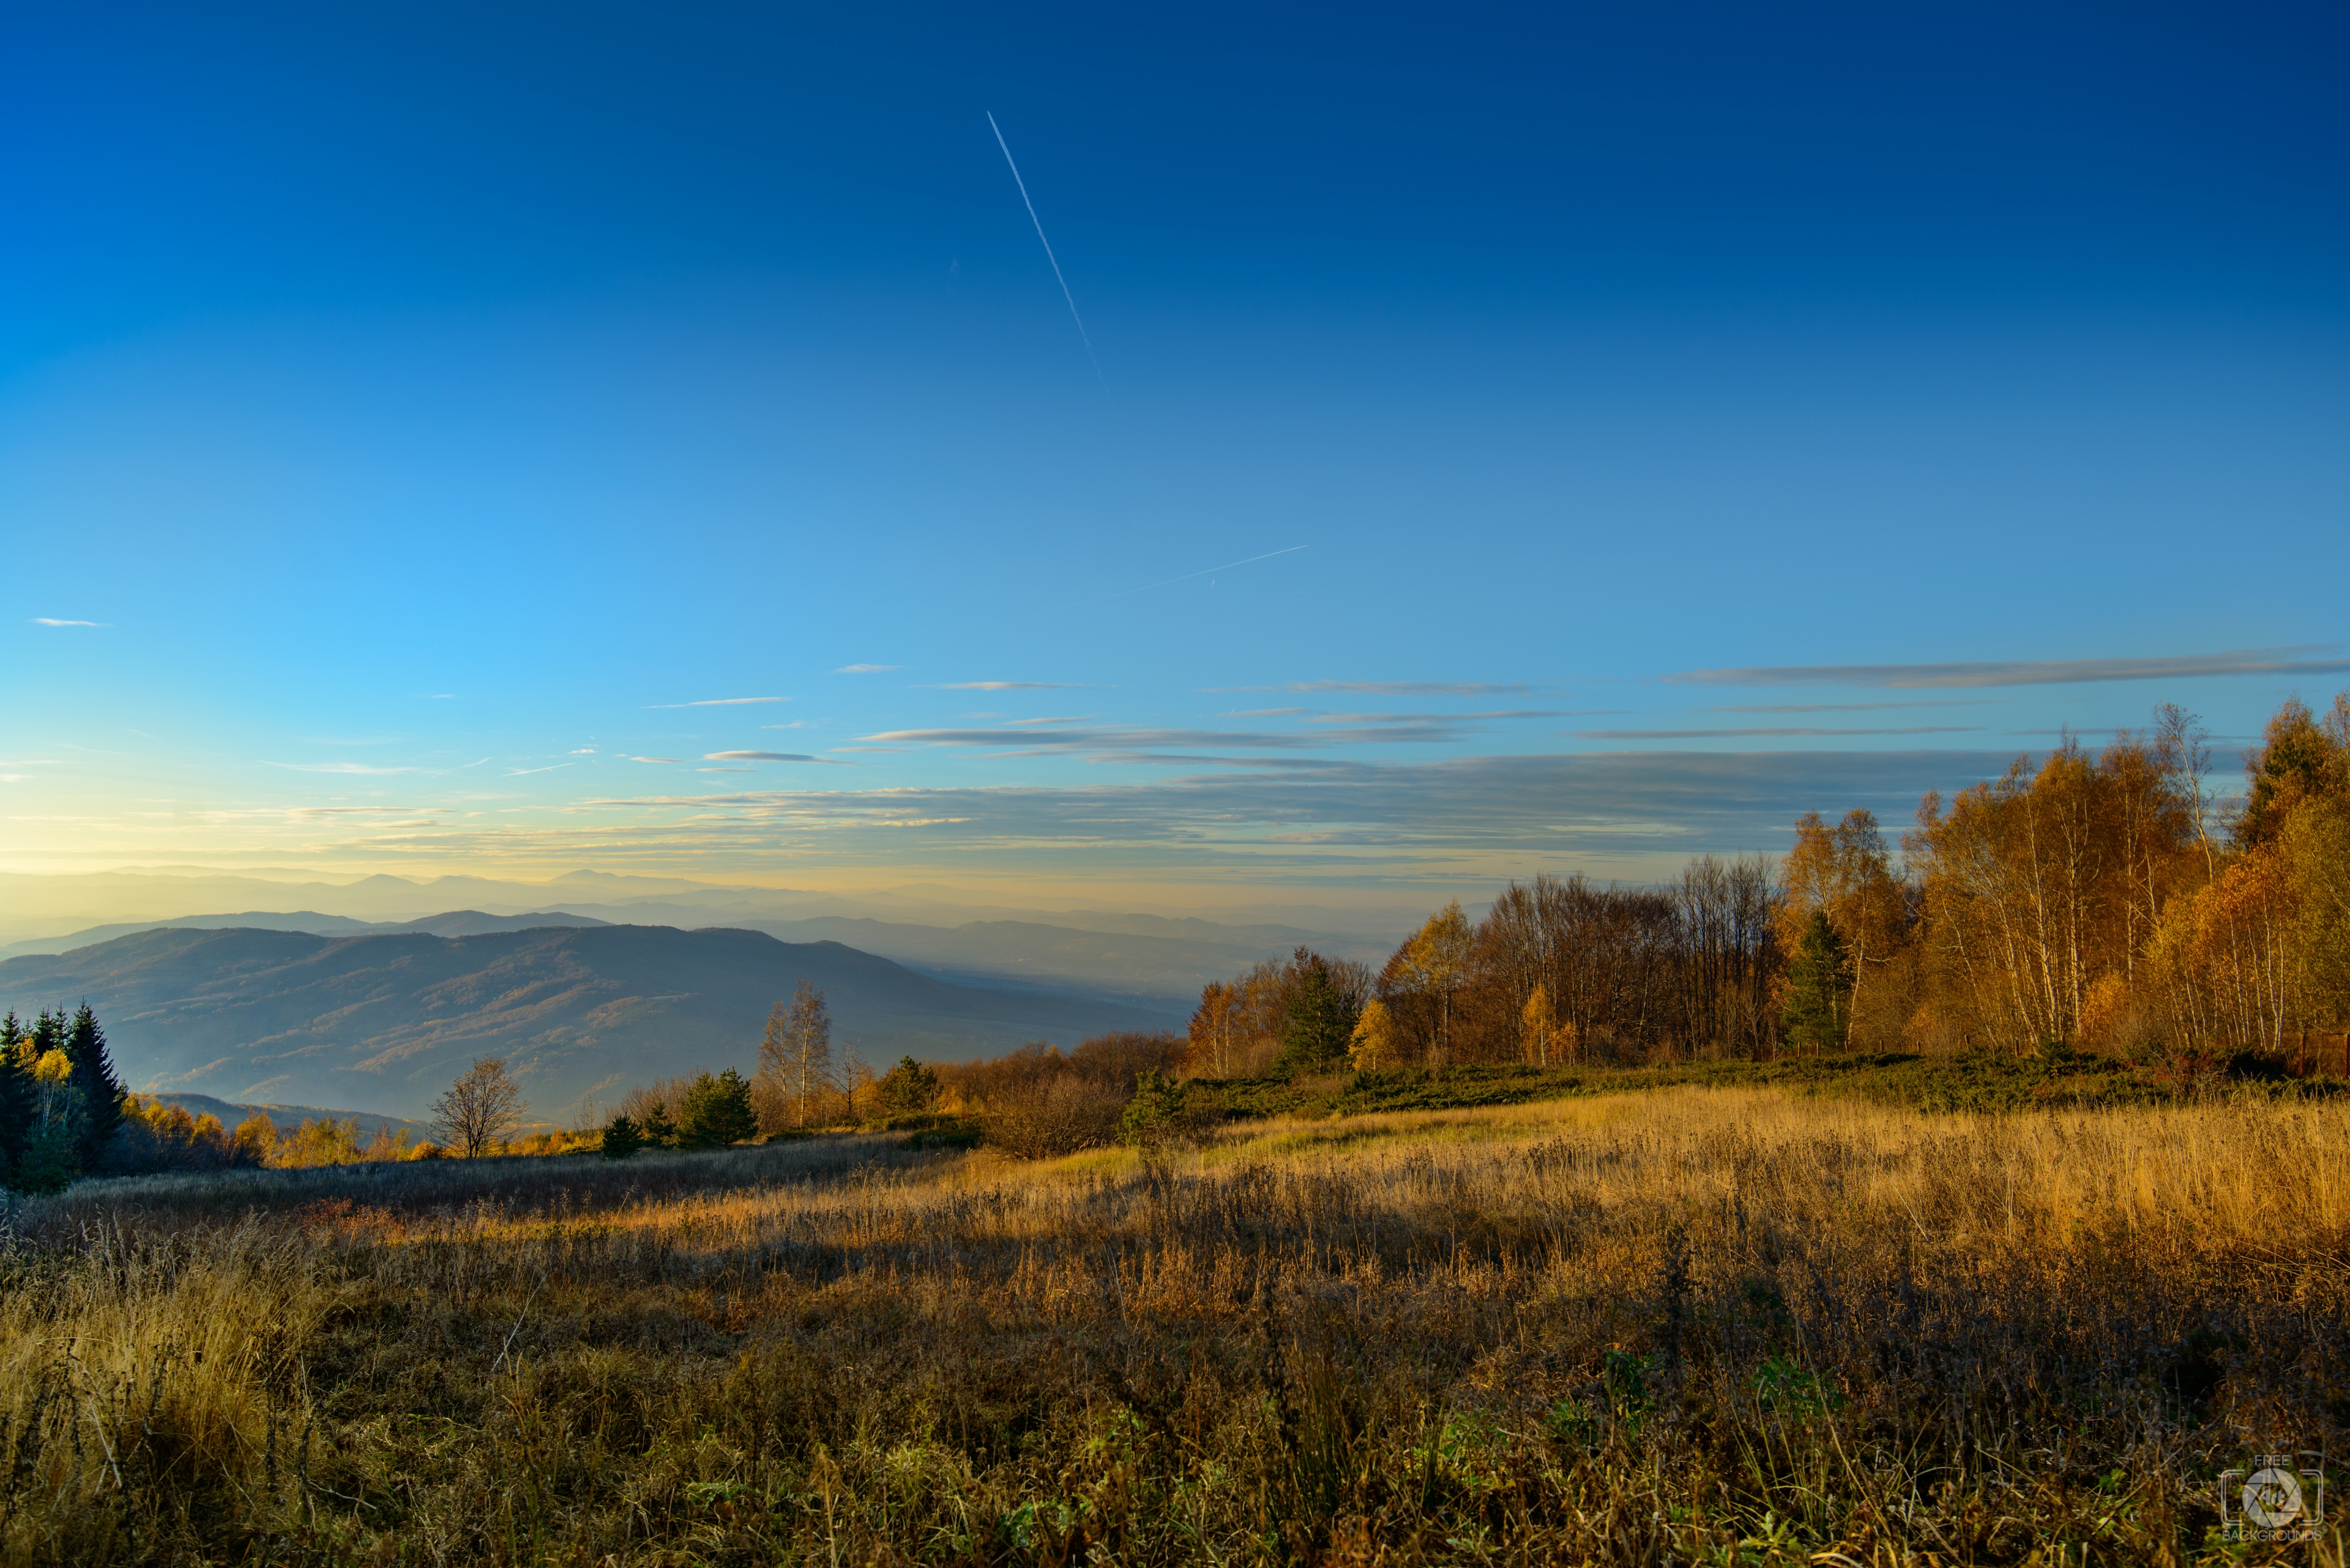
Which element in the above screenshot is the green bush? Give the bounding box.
[878,1056,941,1116]
[901,1118,985,1151]
[1118,1069,1210,1147]
[8,1122,79,1193]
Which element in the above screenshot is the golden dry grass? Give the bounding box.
[2,1087,2344,1564]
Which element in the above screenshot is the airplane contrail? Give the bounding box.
[987,111,1098,373]
[1099,545,1310,603]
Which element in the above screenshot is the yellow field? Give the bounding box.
[3,1086,2344,1564]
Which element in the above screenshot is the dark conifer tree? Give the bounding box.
[1781,912,1854,1055]
[679,1068,758,1148]
[0,1012,30,1185]
[599,1114,645,1160]
[1272,955,1362,1077]
[64,1003,127,1170]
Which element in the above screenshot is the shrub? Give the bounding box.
[1117,1070,1220,1148]
[901,1118,985,1151]
[9,1124,78,1193]
[988,1077,1124,1159]
[878,1056,941,1115]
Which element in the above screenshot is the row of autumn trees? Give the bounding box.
[1,1012,564,1190]
[0,1004,299,1190]
[1179,696,2350,1070]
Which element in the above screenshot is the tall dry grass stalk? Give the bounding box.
[2,1088,2343,1563]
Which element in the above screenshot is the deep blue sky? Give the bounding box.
[3,2,2345,898]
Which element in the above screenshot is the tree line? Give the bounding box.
[1177,695,2350,1072]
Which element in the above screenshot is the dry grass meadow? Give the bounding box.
[2,1085,2344,1566]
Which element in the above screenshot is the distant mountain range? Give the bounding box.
[0,867,1418,953]
[0,908,609,960]
[0,924,1183,1119]
[0,884,1400,1006]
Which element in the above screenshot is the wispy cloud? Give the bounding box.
[861,720,1490,751]
[1574,725,1985,740]
[646,696,791,708]
[704,750,854,764]
[1712,701,1997,713]
[31,618,105,627]
[1672,647,2350,689]
[1212,680,1539,697]
[835,663,901,674]
[284,804,453,819]
[1311,709,1565,724]
[933,681,1076,690]
[266,761,424,775]
[413,749,2031,873]
[502,763,573,777]
[630,756,682,764]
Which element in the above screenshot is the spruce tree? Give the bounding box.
[0,1012,31,1187]
[600,1114,645,1160]
[679,1069,758,1148]
[64,1003,127,1171]
[1781,912,1854,1055]
[1272,957,1361,1077]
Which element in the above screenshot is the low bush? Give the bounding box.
[1191,1047,2339,1123]
[985,1075,1124,1158]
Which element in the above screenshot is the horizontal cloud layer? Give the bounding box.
[703,750,849,764]
[1573,725,1983,739]
[1211,680,1539,697]
[276,749,2045,884]
[1674,647,2350,689]
[645,696,789,707]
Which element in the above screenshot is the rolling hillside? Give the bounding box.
[0,924,1181,1119]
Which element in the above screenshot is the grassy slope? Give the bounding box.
[4,1083,2346,1564]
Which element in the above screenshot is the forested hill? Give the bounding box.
[0,924,1180,1118]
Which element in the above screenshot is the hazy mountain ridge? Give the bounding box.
[0,868,1423,946]
[0,924,1180,1118]
[0,869,1411,999]
[0,908,610,961]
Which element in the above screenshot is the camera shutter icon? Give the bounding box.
[2242,1466,2306,1529]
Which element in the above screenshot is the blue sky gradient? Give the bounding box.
[4,2,2345,898]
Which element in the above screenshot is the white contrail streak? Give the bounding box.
[987,111,1098,373]
[1099,545,1310,603]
